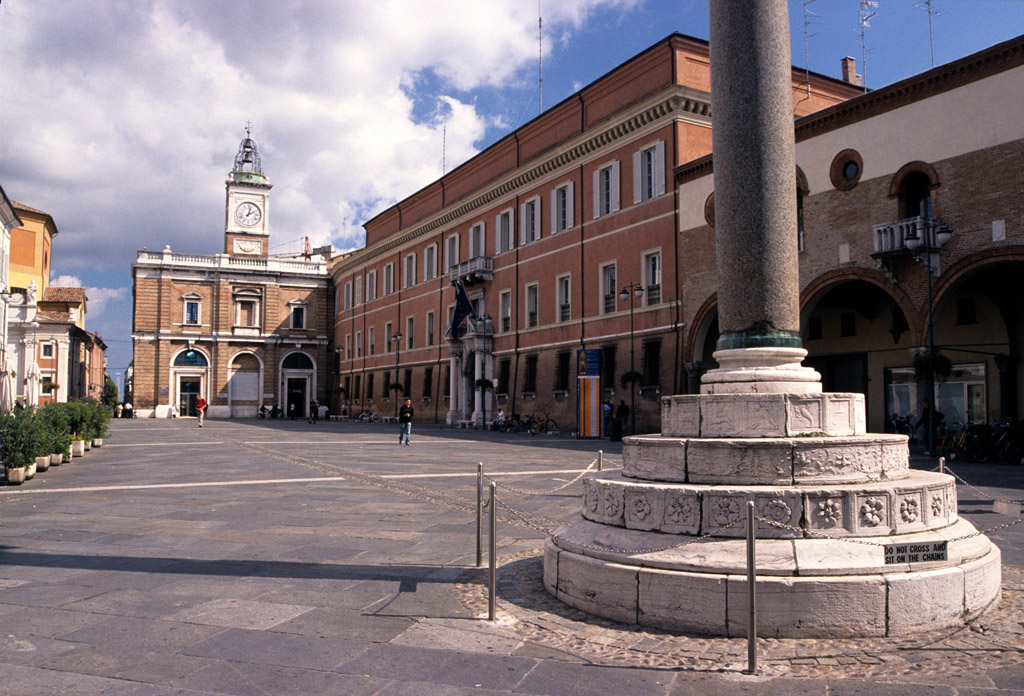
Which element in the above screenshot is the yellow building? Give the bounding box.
[8,202,55,296]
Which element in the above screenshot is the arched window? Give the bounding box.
[282,352,313,370]
[899,171,933,219]
[174,350,208,367]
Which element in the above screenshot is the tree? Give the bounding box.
[103,376,119,408]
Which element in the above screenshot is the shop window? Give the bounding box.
[555,352,570,392]
[601,346,616,391]
[422,367,433,398]
[524,355,538,393]
[641,340,661,388]
[497,359,511,394]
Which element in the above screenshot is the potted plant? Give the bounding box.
[620,370,645,390]
[0,410,36,484]
[87,398,110,447]
[31,411,51,473]
[67,401,89,456]
[39,404,71,466]
[913,350,953,384]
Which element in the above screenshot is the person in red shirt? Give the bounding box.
[195,397,207,427]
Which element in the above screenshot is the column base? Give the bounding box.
[701,347,822,394]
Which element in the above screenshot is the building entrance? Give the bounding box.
[286,378,306,419]
[179,378,201,416]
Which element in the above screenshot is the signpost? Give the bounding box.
[577,349,601,439]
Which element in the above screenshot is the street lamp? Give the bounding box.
[618,282,644,435]
[392,330,403,417]
[905,222,952,456]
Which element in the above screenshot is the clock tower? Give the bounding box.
[225,126,272,256]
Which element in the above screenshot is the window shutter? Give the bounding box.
[550,189,557,232]
[655,140,666,197]
[632,150,642,204]
[566,181,575,229]
[495,213,502,252]
[520,202,527,244]
[592,170,600,219]
[535,196,542,239]
[611,161,621,213]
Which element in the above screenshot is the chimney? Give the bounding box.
[841,57,862,86]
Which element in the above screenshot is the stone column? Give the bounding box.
[484,346,494,424]
[702,0,820,394]
[448,347,460,424]
[473,348,484,426]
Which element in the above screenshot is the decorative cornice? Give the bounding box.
[333,86,711,278]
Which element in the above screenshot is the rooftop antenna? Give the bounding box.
[538,1,543,115]
[855,0,877,92]
[914,0,941,68]
[798,0,821,105]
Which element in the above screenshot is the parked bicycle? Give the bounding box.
[357,410,380,423]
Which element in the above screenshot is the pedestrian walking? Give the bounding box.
[309,399,319,424]
[602,399,613,437]
[288,402,296,420]
[398,397,413,445]
[195,396,207,427]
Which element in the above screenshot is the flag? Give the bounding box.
[445,279,476,340]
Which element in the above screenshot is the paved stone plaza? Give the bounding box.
[0,419,1022,694]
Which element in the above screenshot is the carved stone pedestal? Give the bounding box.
[544,388,1001,637]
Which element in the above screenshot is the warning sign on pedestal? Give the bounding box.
[883,541,948,565]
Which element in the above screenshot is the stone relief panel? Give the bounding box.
[688,439,793,485]
[602,482,624,525]
[855,492,892,534]
[786,396,823,435]
[582,477,601,522]
[661,491,700,534]
[662,396,700,437]
[622,440,687,481]
[792,439,883,484]
[825,396,857,435]
[755,491,803,538]
[894,488,926,533]
[624,488,666,532]
[805,491,851,534]
[879,439,910,480]
[703,493,747,536]
[700,394,786,437]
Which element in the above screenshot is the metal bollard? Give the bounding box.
[598,450,603,471]
[476,462,483,568]
[745,501,757,675]
[939,456,945,475]
[488,481,497,621]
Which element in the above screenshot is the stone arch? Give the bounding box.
[278,350,317,418]
[800,267,918,341]
[888,160,940,197]
[228,350,264,418]
[686,293,719,365]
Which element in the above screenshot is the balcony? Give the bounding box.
[603,294,616,314]
[559,303,571,322]
[646,284,661,305]
[450,256,493,286]
[501,315,511,333]
[527,311,538,328]
[871,216,950,276]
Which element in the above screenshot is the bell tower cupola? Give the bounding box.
[225,124,272,256]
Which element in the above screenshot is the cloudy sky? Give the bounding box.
[1,0,1021,388]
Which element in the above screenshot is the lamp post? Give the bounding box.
[905,222,952,456]
[618,282,644,435]
[392,330,403,417]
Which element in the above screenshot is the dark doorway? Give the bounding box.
[804,352,868,395]
[179,378,200,416]
[287,378,307,419]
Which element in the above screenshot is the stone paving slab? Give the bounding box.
[0,419,1021,694]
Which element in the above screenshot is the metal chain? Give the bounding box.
[551,516,747,556]
[946,515,1024,542]
[493,497,559,534]
[484,458,597,496]
[943,463,1024,505]
[754,516,887,547]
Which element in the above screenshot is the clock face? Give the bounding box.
[235,202,262,226]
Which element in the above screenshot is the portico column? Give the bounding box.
[448,346,460,424]
[473,348,483,426]
[484,347,493,424]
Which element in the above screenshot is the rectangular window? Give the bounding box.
[354,277,362,305]
[385,322,393,353]
[496,209,514,253]
[383,264,394,295]
[557,275,571,322]
[497,359,511,394]
[424,244,437,281]
[524,197,540,245]
[404,253,417,288]
[345,334,351,360]
[291,305,305,329]
[366,271,377,301]
[335,288,340,314]
[406,316,414,349]
[403,369,412,397]
[633,142,665,203]
[236,299,258,326]
[500,290,512,333]
[601,346,617,391]
[343,282,353,309]
[383,371,391,395]
[551,182,574,233]
[526,284,539,328]
[368,326,376,355]
[642,340,661,388]
[366,373,375,399]
[524,355,538,393]
[555,351,571,392]
[469,222,486,258]
[644,252,662,306]
[446,234,460,273]
[426,311,435,347]
[593,161,620,218]
[422,367,433,398]
[354,375,361,402]
[601,263,617,314]
[355,330,362,358]
[185,301,199,325]
[42,343,54,358]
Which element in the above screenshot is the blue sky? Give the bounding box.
[1,0,1021,390]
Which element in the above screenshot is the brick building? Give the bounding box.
[131,132,333,419]
[678,34,1024,434]
[331,33,861,431]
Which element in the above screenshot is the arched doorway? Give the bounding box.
[686,297,719,393]
[171,348,209,417]
[229,352,262,418]
[280,351,315,419]
[801,276,912,432]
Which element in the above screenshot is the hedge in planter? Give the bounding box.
[38,404,73,461]
[0,409,38,479]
